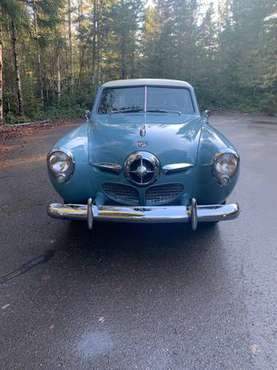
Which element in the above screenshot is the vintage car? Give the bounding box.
[47,79,240,230]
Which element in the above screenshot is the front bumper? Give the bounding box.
[48,199,239,231]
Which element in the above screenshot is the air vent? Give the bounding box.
[146,184,184,206]
[102,183,139,205]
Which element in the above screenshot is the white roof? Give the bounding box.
[101,79,193,89]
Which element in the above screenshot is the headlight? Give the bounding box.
[213,153,239,185]
[47,150,74,183]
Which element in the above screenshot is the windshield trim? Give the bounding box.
[97,85,196,115]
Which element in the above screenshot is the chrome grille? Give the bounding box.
[146,184,184,206]
[102,183,139,205]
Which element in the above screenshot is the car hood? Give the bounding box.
[88,114,203,166]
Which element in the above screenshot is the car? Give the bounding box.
[47,79,240,231]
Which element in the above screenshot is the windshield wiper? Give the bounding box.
[110,106,144,114]
[147,109,181,115]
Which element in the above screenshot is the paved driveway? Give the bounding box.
[1,113,277,369]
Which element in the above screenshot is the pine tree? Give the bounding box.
[0,0,28,116]
[0,0,276,123]
[0,9,3,123]
[141,4,160,77]
[110,0,144,79]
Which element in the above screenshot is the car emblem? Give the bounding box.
[124,151,160,186]
[137,140,148,148]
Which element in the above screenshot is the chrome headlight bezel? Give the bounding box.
[213,152,239,186]
[47,149,75,183]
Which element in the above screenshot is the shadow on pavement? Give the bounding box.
[52,221,223,272]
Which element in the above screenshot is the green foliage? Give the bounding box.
[1,0,276,124]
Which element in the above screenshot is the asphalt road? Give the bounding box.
[1,112,277,370]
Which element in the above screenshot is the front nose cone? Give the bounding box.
[137,165,148,177]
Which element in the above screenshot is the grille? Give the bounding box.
[102,183,139,205]
[145,184,184,206]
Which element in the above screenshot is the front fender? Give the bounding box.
[48,123,97,203]
[195,123,240,204]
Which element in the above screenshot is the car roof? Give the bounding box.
[101,79,193,89]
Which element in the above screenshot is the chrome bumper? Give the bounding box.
[48,199,239,231]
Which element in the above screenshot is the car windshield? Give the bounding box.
[98,87,145,114]
[97,86,195,114]
[147,86,195,114]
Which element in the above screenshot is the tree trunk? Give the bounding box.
[68,0,73,91]
[120,38,127,79]
[95,0,101,85]
[78,47,86,87]
[57,54,61,103]
[0,30,3,123]
[11,19,24,116]
[92,0,97,78]
[33,0,44,107]
[37,50,44,105]
[77,0,85,87]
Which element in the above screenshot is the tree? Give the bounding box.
[195,3,219,106]
[31,0,44,106]
[257,5,277,113]
[10,17,24,115]
[0,0,27,116]
[141,4,160,77]
[110,0,144,79]
[68,0,74,90]
[0,11,3,123]
[0,0,276,123]
[151,0,176,78]
[30,0,64,103]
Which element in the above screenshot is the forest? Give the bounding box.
[0,0,276,124]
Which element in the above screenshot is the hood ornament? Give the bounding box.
[139,125,146,137]
[138,125,147,148]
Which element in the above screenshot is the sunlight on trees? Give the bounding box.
[0,0,276,123]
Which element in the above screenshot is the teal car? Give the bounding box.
[47,79,240,230]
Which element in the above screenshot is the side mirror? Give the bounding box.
[85,110,90,121]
